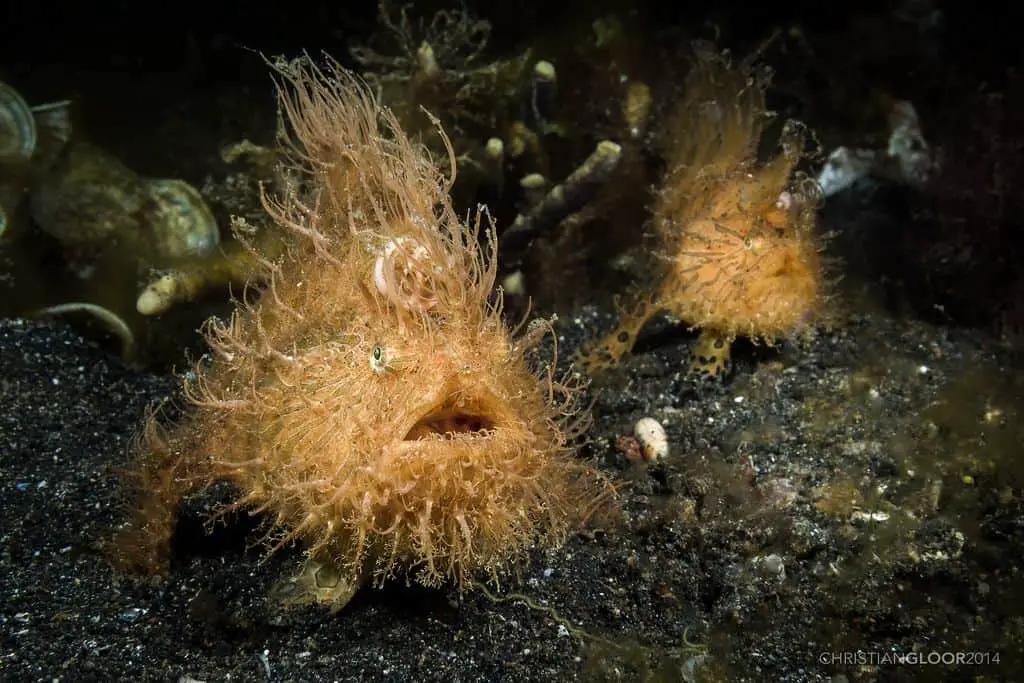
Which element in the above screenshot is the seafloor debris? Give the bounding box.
[816,98,936,197]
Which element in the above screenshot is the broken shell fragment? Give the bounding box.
[633,417,668,462]
[816,147,876,197]
[884,100,934,187]
[816,100,935,198]
[33,301,136,362]
[28,99,72,171]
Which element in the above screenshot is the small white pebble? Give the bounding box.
[733,395,745,403]
[753,553,786,581]
[851,510,890,523]
[633,417,669,462]
[918,365,929,374]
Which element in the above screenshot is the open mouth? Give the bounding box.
[404,398,497,441]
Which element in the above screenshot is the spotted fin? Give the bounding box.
[686,328,734,382]
[575,291,662,375]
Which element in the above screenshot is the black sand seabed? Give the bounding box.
[1,308,1021,682]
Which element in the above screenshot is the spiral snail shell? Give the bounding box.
[0,81,72,239]
[30,142,219,263]
[373,236,439,313]
[0,82,36,163]
[143,178,220,260]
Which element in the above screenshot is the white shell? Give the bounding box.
[633,417,668,462]
[373,236,438,313]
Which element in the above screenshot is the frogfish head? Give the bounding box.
[280,219,603,587]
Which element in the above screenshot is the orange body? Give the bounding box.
[578,46,825,373]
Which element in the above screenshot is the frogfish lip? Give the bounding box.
[401,391,502,442]
[391,371,524,448]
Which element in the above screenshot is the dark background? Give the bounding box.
[1,0,1014,107]
[2,0,1022,340]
